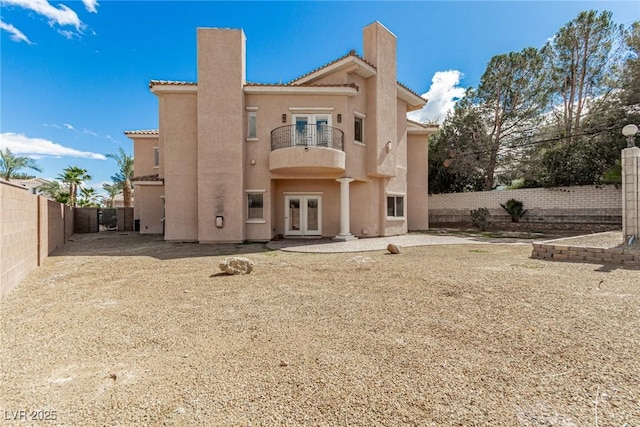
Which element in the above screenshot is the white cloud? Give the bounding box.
[0,132,106,160]
[2,0,83,30]
[81,0,98,13]
[407,70,466,124]
[0,19,33,44]
[63,123,76,131]
[57,29,79,39]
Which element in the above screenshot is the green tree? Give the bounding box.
[77,186,100,207]
[542,10,623,139]
[58,166,91,207]
[101,182,122,208]
[38,180,70,204]
[0,148,42,180]
[106,147,134,208]
[428,95,487,193]
[474,47,549,189]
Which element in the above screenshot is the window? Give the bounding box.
[154,147,159,168]
[247,193,264,219]
[354,116,364,143]
[247,112,257,139]
[387,195,404,218]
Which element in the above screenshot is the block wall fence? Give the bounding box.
[428,185,622,230]
[1,180,73,301]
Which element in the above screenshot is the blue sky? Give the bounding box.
[1,1,639,192]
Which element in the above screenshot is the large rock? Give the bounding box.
[387,243,402,254]
[219,257,254,275]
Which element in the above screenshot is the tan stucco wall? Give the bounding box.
[197,28,246,243]
[137,185,164,235]
[350,180,382,237]
[364,22,398,178]
[132,136,159,177]
[160,92,198,241]
[272,180,341,237]
[406,133,429,230]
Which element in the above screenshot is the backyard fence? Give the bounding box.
[428,185,622,231]
[1,180,73,301]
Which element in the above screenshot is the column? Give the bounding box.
[334,177,357,241]
[622,146,640,244]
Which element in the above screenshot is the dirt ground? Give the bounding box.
[1,232,639,426]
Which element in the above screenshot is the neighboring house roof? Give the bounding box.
[124,129,159,136]
[407,119,439,135]
[131,173,164,183]
[407,119,439,129]
[9,177,52,188]
[149,80,197,88]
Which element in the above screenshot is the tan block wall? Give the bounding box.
[1,182,37,300]
[74,208,99,233]
[1,181,71,301]
[622,147,640,240]
[429,185,622,226]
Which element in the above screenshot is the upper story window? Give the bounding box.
[354,116,364,143]
[154,147,159,168]
[247,111,257,139]
[387,195,404,218]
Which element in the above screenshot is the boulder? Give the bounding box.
[387,243,402,254]
[219,257,254,275]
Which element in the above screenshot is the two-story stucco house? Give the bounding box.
[126,21,436,243]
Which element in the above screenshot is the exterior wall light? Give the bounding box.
[337,114,342,123]
[622,124,638,148]
[282,114,287,123]
[385,140,392,152]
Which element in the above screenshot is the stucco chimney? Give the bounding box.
[196,28,246,242]
[363,21,398,178]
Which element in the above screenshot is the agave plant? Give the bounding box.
[500,198,527,223]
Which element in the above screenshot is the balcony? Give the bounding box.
[269,124,346,177]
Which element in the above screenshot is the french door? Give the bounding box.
[285,195,322,236]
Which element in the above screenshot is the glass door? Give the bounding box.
[285,195,321,236]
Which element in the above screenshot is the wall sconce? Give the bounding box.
[282,114,287,123]
[215,216,224,228]
[250,159,256,165]
[385,141,392,152]
[337,114,342,123]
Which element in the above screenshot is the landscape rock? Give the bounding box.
[219,257,254,275]
[387,243,402,254]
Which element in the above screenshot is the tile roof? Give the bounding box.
[407,119,439,129]
[124,129,159,136]
[397,81,426,102]
[9,177,52,187]
[245,82,359,91]
[131,174,164,182]
[149,80,197,88]
[289,50,376,84]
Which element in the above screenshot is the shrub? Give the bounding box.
[470,208,490,231]
[500,199,528,222]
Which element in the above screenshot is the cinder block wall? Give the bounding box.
[1,181,38,300]
[1,180,73,301]
[429,185,622,228]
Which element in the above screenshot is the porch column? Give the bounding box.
[334,177,357,241]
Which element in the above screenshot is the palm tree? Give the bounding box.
[77,186,99,207]
[38,180,70,204]
[58,166,91,207]
[101,182,122,208]
[0,148,42,180]
[106,147,134,207]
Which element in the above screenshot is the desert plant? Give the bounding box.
[470,208,490,231]
[500,198,528,222]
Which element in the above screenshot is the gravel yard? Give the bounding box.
[1,232,639,426]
